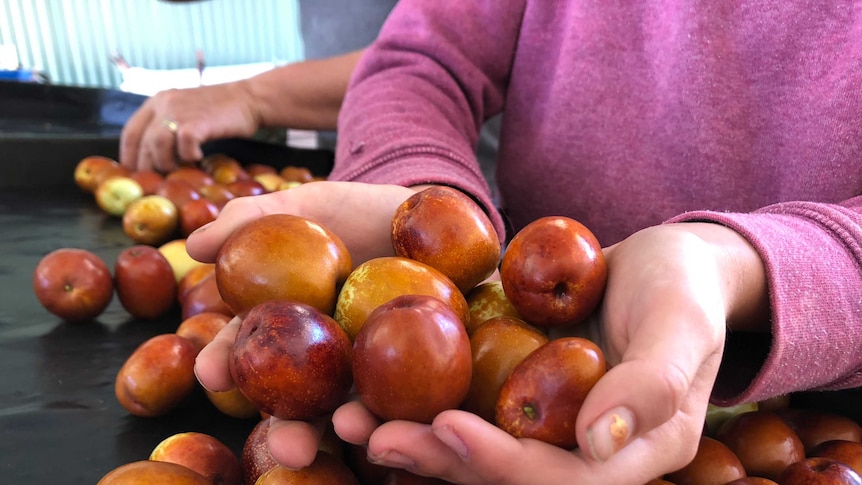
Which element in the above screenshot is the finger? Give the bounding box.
[120,106,154,171]
[174,118,207,163]
[139,116,181,173]
[194,316,241,391]
[267,417,325,469]
[332,400,383,445]
[363,412,584,485]
[185,192,278,262]
[576,305,724,463]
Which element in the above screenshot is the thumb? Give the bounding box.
[576,313,725,462]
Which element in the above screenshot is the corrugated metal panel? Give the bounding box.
[0,0,304,89]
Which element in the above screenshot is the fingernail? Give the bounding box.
[434,425,469,460]
[586,407,635,462]
[368,450,415,469]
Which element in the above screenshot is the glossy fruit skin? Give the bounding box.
[95,176,144,217]
[179,198,219,237]
[156,178,202,210]
[500,216,607,328]
[204,387,259,420]
[391,186,501,294]
[723,478,778,485]
[810,440,862,476]
[255,452,359,485]
[230,300,353,420]
[166,166,215,191]
[175,311,232,353]
[335,256,469,341]
[495,337,606,448]
[32,248,114,323]
[465,280,524,335]
[129,169,164,195]
[198,184,235,210]
[226,179,266,197]
[215,214,353,317]
[75,155,121,193]
[181,273,233,320]
[462,315,548,422]
[122,194,180,246]
[716,410,805,481]
[778,457,862,485]
[159,238,209,283]
[114,333,198,417]
[241,419,279,485]
[114,245,178,320]
[279,165,314,183]
[353,294,472,424]
[149,432,242,485]
[97,460,210,485]
[776,408,862,454]
[177,264,216,307]
[665,435,746,485]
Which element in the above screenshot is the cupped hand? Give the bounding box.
[327,222,768,485]
[120,81,260,172]
[190,180,422,469]
[185,181,421,266]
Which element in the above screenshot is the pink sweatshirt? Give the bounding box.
[330,1,862,405]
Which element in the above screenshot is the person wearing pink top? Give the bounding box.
[176,1,862,484]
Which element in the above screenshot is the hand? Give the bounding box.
[185,180,422,266]
[328,222,768,485]
[190,180,421,469]
[120,82,261,172]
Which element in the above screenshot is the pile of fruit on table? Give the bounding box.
[30,155,862,484]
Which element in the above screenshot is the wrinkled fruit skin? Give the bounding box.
[500,216,607,328]
[230,300,353,420]
[353,294,472,424]
[215,214,352,317]
[495,337,606,448]
[391,186,501,294]
[32,248,114,323]
[114,333,198,417]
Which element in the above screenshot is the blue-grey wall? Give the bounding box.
[0,0,304,89]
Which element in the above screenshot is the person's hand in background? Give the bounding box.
[119,50,364,173]
[120,82,262,173]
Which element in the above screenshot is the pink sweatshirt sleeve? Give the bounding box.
[330,0,862,407]
[330,1,526,242]
[668,197,862,405]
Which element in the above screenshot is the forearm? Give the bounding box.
[240,49,365,131]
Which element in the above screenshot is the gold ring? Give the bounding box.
[160,118,178,134]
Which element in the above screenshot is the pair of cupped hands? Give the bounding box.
[184,179,760,485]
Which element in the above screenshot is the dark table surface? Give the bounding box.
[0,186,262,484]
